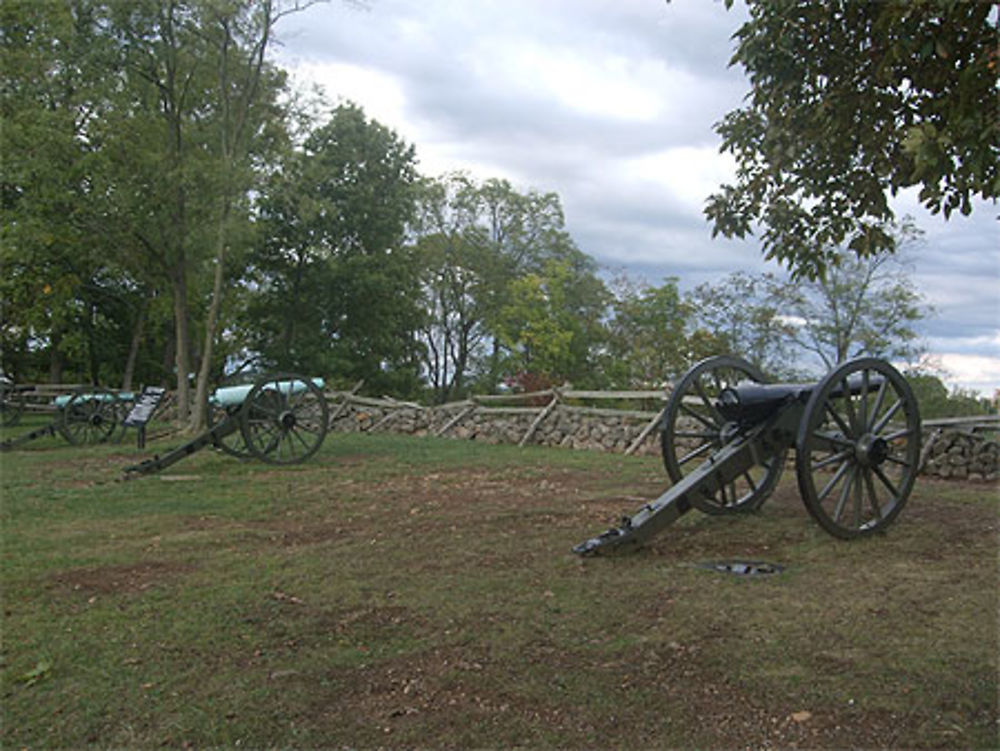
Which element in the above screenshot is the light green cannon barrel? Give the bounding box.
[53,391,133,408]
[210,377,324,408]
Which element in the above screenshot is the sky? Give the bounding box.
[270,0,1000,396]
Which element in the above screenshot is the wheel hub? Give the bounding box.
[279,410,297,430]
[855,433,889,467]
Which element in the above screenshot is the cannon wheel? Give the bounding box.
[240,373,329,464]
[1,382,25,427]
[796,358,920,539]
[661,355,786,514]
[208,402,253,459]
[58,387,122,446]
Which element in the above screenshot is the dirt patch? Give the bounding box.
[50,560,197,595]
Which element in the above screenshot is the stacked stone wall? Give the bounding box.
[921,429,998,482]
[329,402,663,455]
[328,398,998,483]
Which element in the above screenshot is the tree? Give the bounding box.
[772,222,930,369]
[604,276,692,388]
[410,173,592,398]
[706,1,999,279]
[245,104,424,394]
[685,271,797,378]
[188,0,305,431]
[906,372,993,418]
[108,0,300,426]
[0,0,123,382]
[411,175,498,403]
[494,258,608,388]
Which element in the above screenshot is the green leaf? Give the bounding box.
[17,660,52,686]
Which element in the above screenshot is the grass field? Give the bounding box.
[2,418,998,749]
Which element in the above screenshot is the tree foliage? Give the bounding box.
[1,1,973,407]
[773,249,928,370]
[245,103,424,394]
[906,372,994,419]
[708,0,999,278]
[686,271,797,378]
[495,258,608,388]
[410,174,606,399]
[604,277,692,388]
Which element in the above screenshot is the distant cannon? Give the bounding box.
[123,373,328,477]
[574,356,921,554]
[1,387,128,451]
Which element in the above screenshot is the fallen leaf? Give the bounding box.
[790,710,813,723]
[17,660,52,686]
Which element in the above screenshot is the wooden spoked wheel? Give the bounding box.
[58,387,122,446]
[208,401,254,459]
[240,373,329,465]
[795,358,921,539]
[661,355,786,514]
[1,381,25,427]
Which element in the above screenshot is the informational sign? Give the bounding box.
[123,387,167,428]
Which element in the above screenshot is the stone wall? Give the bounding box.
[921,429,998,482]
[329,397,998,482]
[330,401,663,456]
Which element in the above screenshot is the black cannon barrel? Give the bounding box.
[716,373,887,426]
[716,382,812,425]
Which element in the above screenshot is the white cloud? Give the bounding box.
[494,44,666,122]
[932,353,1000,396]
[287,61,407,128]
[622,146,737,214]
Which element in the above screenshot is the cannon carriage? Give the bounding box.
[0,386,131,451]
[574,355,921,554]
[124,372,328,477]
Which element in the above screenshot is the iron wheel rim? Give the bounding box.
[240,373,329,465]
[661,355,785,514]
[59,387,121,446]
[795,358,921,539]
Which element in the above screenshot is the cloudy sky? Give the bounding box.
[270,0,999,395]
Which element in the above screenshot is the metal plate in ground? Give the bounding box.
[696,560,785,577]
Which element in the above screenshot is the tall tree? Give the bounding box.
[706,1,998,279]
[771,225,930,369]
[245,104,423,394]
[98,0,295,425]
[0,0,120,382]
[410,174,592,398]
[685,271,797,378]
[412,176,491,402]
[494,257,608,388]
[605,276,692,388]
[188,0,300,430]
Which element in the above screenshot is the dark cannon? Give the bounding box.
[123,372,328,477]
[573,356,921,555]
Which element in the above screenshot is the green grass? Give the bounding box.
[2,428,997,748]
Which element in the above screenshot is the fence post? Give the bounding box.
[518,389,560,448]
[328,380,365,427]
[434,402,476,437]
[625,409,665,456]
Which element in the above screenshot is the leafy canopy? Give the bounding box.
[707,1,998,279]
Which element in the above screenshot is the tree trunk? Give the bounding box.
[171,265,192,425]
[122,301,147,391]
[191,207,229,432]
[48,329,65,384]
